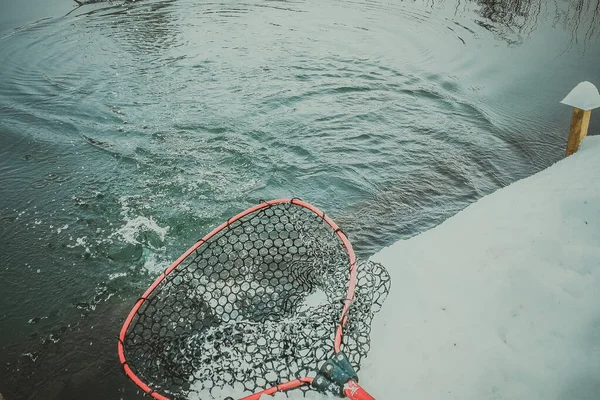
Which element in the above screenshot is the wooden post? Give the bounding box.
[566,107,592,156]
[560,81,600,156]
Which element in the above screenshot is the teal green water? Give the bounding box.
[0,0,599,398]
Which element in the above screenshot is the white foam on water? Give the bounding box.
[141,250,168,275]
[112,194,170,251]
[107,272,127,281]
[111,215,168,246]
[56,224,69,234]
[67,236,89,250]
[22,352,38,362]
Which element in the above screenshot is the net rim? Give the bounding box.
[117,198,359,400]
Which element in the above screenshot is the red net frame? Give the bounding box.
[117,199,360,399]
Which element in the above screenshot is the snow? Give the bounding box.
[560,81,600,110]
[190,136,600,399]
[362,135,600,399]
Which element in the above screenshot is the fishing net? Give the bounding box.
[119,200,390,399]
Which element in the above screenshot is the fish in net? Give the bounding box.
[118,199,391,399]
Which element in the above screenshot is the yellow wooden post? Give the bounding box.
[560,81,600,157]
[565,108,592,156]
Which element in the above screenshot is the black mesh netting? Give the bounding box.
[122,201,390,399]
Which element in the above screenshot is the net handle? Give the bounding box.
[117,198,359,399]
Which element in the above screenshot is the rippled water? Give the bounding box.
[0,0,599,398]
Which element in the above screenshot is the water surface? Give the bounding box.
[0,0,599,398]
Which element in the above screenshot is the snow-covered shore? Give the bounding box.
[362,135,600,399]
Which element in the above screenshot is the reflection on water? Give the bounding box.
[475,0,600,45]
[0,0,599,398]
[79,0,179,54]
[69,0,600,46]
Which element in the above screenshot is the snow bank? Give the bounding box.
[362,135,600,399]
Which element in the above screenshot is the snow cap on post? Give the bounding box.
[561,81,599,156]
[560,81,600,110]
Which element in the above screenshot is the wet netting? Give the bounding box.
[118,199,390,400]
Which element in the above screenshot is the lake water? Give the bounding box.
[0,0,599,398]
